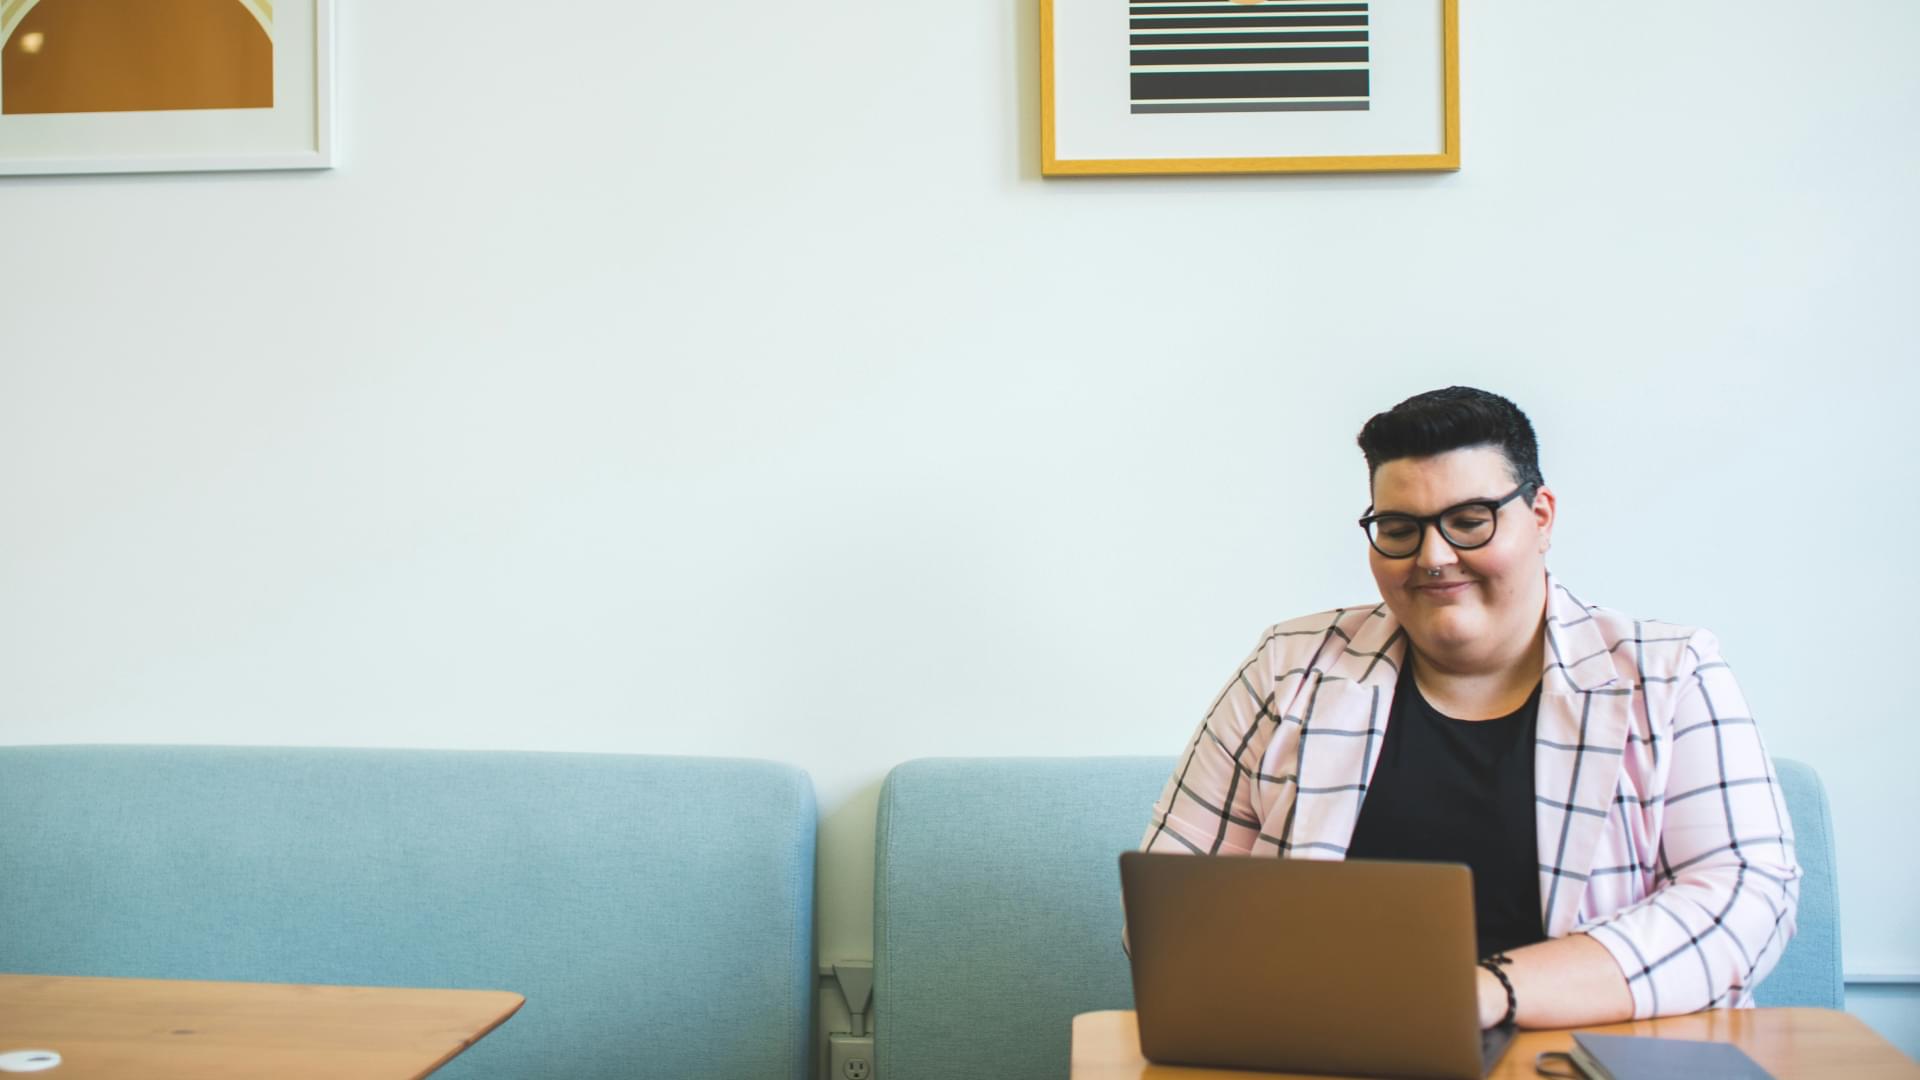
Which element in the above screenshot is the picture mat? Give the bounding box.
[0,0,323,169]
[1053,0,1444,162]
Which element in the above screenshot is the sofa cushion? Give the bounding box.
[873,755,1840,1080]
[1754,757,1843,1008]
[0,745,816,1080]
[874,756,1168,1080]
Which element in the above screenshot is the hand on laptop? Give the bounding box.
[1471,934,1636,1029]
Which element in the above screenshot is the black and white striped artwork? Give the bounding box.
[1129,1,1370,115]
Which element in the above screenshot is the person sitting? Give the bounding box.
[1138,386,1799,1029]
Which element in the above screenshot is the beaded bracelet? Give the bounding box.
[1477,952,1517,1028]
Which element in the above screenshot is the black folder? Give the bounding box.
[1568,1032,1774,1080]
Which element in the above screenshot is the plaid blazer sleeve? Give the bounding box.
[1139,628,1286,857]
[1578,628,1801,1017]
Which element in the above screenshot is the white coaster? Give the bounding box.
[0,1050,61,1073]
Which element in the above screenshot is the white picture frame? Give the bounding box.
[0,0,333,176]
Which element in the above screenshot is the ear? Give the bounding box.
[1530,485,1557,552]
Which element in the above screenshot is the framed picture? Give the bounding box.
[0,0,333,176]
[1042,0,1457,176]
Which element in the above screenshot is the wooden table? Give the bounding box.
[0,974,523,1079]
[1073,1008,1920,1080]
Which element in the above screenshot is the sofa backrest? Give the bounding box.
[0,746,816,1080]
[873,755,1840,1080]
[1755,758,1844,1008]
[874,757,1168,1080]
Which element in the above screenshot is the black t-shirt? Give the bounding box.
[1344,662,1547,958]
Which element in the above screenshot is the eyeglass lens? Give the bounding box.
[1367,504,1498,557]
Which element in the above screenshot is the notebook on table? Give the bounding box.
[1562,1032,1774,1080]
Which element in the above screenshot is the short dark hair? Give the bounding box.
[1356,386,1545,492]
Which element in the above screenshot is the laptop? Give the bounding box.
[1119,851,1517,1079]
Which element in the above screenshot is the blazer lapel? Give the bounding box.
[1285,605,1405,858]
[1534,577,1633,937]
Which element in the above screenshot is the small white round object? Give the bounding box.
[0,1050,62,1073]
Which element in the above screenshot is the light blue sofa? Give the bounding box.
[0,746,816,1080]
[873,756,1841,1080]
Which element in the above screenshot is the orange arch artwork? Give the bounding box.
[1,0,273,115]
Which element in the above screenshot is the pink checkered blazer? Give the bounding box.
[1141,576,1800,1017]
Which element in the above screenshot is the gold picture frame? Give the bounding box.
[1042,0,1458,176]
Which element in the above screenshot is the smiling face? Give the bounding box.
[1366,446,1556,671]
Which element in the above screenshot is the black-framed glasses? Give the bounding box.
[1358,482,1534,559]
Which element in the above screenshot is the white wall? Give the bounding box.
[3,0,1916,1046]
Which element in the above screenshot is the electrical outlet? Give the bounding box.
[829,1033,875,1080]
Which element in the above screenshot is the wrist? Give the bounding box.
[1475,968,1504,1029]
[1476,954,1517,1029]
